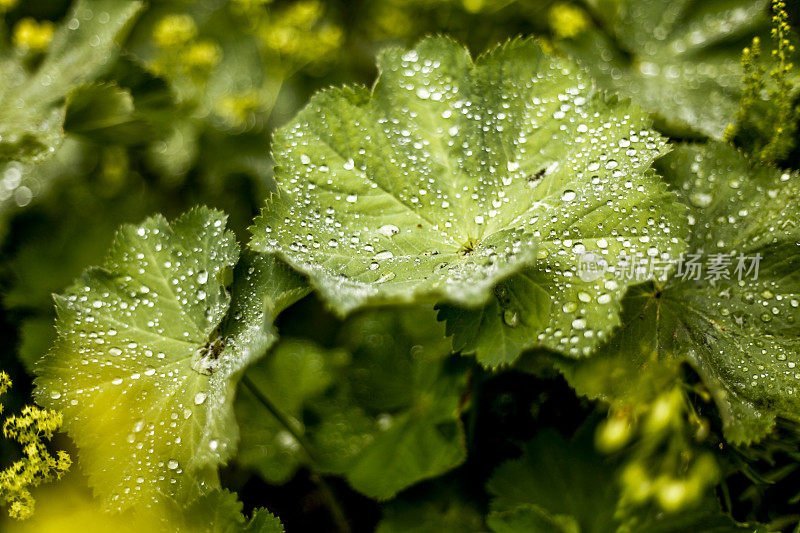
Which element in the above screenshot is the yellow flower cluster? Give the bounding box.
[230,0,273,13]
[762,0,797,161]
[548,3,590,40]
[153,14,197,48]
[725,0,798,162]
[0,0,17,12]
[218,0,343,126]
[258,1,342,69]
[152,14,221,78]
[12,18,55,52]
[218,90,264,129]
[596,388,718,514]
[0,372,71,520]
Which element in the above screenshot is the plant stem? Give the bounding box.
[242,376,315,460]
[241,376,352,533]
[310,472,352,533]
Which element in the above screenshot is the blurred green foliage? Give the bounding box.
[1,0,800,531]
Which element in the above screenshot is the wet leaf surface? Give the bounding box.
[559,142,800,444]
[34,208,307,510]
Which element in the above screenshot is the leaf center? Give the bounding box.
[192,336,226,376]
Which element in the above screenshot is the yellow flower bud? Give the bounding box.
[218,91,263,127]
[462,0,486,13]
[549,3,590,40]
[285,1,323,28]
[153,14,197,48]
[596,414,633,453]
[655,477,690,512]
[13,18,55,52]
[621,462,653,503]
[645,388,682,434]
[182,40,222,70]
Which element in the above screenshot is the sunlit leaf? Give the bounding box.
[162,489,285,533]
[34,208,307,510]
[0,474,283,533]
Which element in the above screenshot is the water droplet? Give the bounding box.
[503,309,519,327]
[561,190,577,202]
[377,224,399,237]
[690,191,713,208]
[373,250,394,261]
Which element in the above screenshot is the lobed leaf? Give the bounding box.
[487,430,620,533]
[34,208,307,511]
[250,36,686,366]
[487,430,767,533]
[559,142,800,445]
[161,489,285,533]
[237,307,469,500]
[376,482,486,533]
[64,83,153,145]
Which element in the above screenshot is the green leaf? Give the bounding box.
[555,284,686,410]
[249,36,682,343]
[0,0,143,215]
[628,505,772,533]
[559,142,800,445]
[436,149,686,367]
[238,307,469,499]
[557,0,774,139]
[315,309,468,499]
[376,482,486,533]
[33,208,307,510]
[437,272,550,368]
[235,338,348,484]
[487,430,621,533]
[64,83,153,145]
[243,509,286,533]
[159,489,285,533]
[487,505,580,533]
[487,430,766,533]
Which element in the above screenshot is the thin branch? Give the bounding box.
[241,376,352,533]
